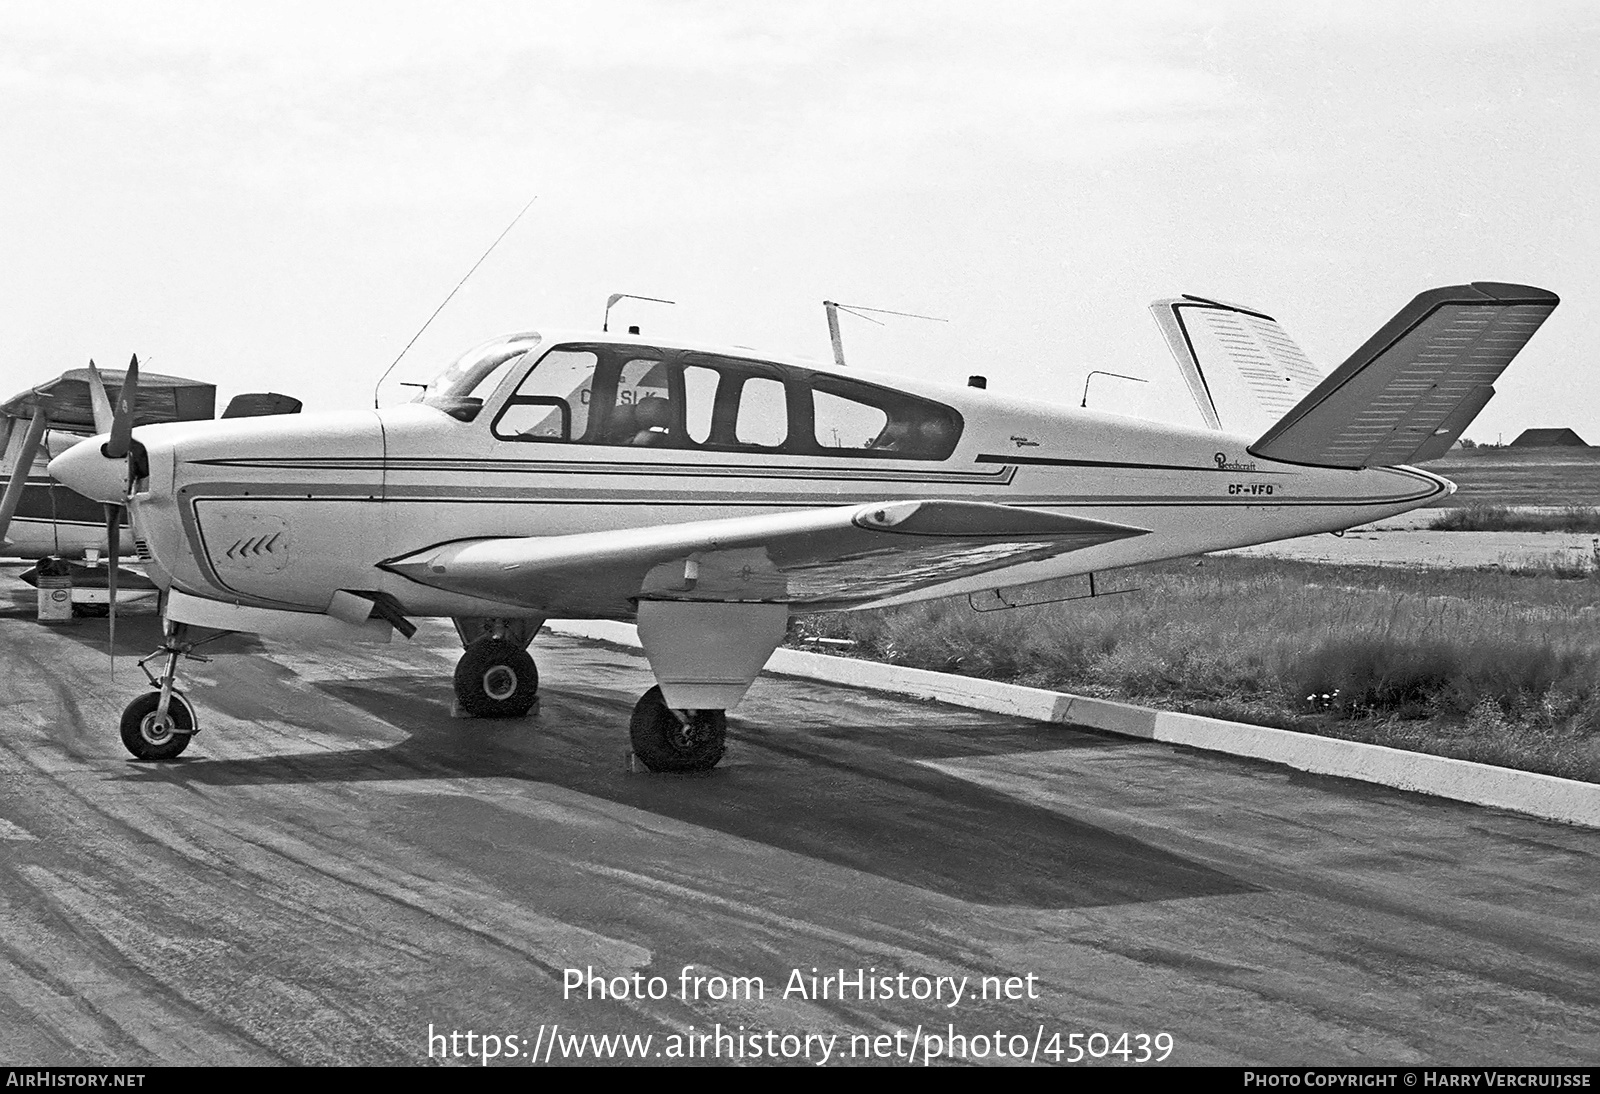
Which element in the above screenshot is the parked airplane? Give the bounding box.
[0,363,301,562]
[1,363,214,561]
[50,282,1557,770]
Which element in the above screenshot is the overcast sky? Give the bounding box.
[2,1,1595,442]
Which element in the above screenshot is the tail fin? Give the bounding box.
[1249,282,1558,469]
[1149,295,1325,436]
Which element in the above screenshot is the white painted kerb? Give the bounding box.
[545,619,1599,829]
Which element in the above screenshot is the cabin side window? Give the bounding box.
[813,389,888,451]
[491,349,600,441]
[490,343,961,459]
[733,377,789,448]
[809,376,962,459]
[682,365,720,445]
[600,358,675,447]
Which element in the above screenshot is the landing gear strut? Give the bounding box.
[628,686,726,773]
[121,623,206,760]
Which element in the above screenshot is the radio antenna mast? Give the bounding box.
[822,301,946,368]
[372,195,538,407]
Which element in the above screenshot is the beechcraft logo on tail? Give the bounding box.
[1214,452,1258,472]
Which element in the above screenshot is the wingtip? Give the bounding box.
[1467,282,1560,306]
[1396,283,1560,315]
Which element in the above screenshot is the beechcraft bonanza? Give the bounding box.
[49,282,1557,771]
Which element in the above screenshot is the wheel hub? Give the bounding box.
[140,713,176,745]
[668,711,707,751]
[483,666,518,702]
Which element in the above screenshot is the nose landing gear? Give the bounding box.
[120,623,208,760]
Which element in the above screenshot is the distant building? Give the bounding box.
[1509,428,1588,448]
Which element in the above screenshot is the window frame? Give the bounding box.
[486,341,963,460]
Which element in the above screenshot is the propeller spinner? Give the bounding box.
[49,356,144,506]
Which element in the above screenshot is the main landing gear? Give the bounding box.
[628,686,726,773]
[453,637,539,717]
[447,614,731,773]
[121,623,207,761]
[450,617,541,719]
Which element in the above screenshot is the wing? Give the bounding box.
[380,500,1148,616]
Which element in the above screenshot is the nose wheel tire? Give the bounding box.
[119,691,196,761]
[629,686,726,773]
[454,638,539,718]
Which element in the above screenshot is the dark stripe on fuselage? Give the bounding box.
[175,491,1444,509]
[188,456,1015,486]
[975,453,1289,474]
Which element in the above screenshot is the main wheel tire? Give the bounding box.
[454,638,539,718]
[628,686,726,773]
[119,691,195,761]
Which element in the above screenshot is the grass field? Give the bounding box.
[1423,446,1600,507]
[1426,503,1600,533]
[794,555,1600,784]
[787,450,1600,783]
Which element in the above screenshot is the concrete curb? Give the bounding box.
[545,620,1600,829]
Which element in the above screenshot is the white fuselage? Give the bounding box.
[116,342,1449,623]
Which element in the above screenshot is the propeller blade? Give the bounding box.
[103,354,139,460]
[105,504,120,674]
[85,360,115,435]
[0,402,51,549]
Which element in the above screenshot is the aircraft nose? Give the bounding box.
[48,434,127,504]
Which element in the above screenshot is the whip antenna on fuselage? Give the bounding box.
[372,195,538,408]
[603,294,675,332]
[1080,370,1148,408]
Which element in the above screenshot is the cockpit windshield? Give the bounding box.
[418,332,542,421]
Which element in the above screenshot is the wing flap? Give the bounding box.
[1250,282,1558,468]
[381,500,1147,615]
